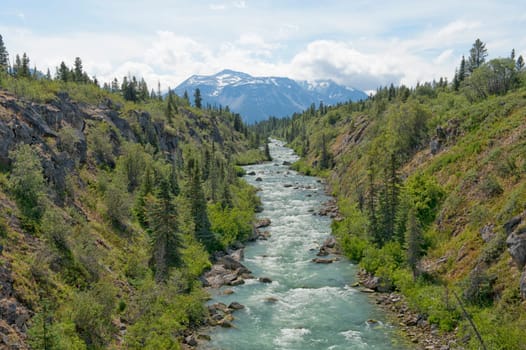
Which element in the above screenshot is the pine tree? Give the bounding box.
[468,38,488,73]
[0,34,9,72]
[194,88,202,109]
[183,90,190,104]
[157,81,162,101]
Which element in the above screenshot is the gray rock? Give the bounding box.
[521,268,526,300]
[480,223,495,243]
[504,214,523,235]
[255,218,271,228]
[259,277,272,283]
[506,228,526,269]
[228,302,245,310]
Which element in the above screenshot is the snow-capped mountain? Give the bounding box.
[174,70,368,124]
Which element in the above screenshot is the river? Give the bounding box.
[201,140,408,350]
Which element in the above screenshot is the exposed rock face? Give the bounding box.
[0,263,31,350]
[505,211,526,269]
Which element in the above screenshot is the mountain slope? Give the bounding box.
[0,76,265,349]
[174,69,367,123]
[257,69,526,348]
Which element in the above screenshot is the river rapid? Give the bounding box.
[201,140,408,350]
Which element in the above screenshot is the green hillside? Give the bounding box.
[0,52,268,349]
[256,42,526,349]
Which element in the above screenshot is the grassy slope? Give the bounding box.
[0,76,265,349]
[275,86,526,348]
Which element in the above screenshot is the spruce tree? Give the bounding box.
[20,53,31,78]
[468,38,488,73]
[517,55,525,71]
[194,88,202,109]
[0,34,8,72]
[73,57,83,82]
[186,159,217,252]
[147,178,184,283]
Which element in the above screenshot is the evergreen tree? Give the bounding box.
[186,159,216,252]
[45,68,52,80]
[147,178,184,282]
[194,88,202,109]
[13,54,21,76]
[57,61,70,82]
[165,88,177,121]
[20,53,31,78]
[458,55,466,81]
[0,34,9,72]
[157,81,162,101]
[517,55,525,71]
[73,57,83,82]
[111,78,119,92]
[468,38,488,73]
[183,90,190,104]
[511,48,516,60]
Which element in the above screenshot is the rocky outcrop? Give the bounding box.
[318,200,341,220]
[505,211,526,269]
[203,249,252,288]
[0,262,32,350]
[317,236,340,256]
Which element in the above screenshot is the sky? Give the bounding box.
[1,0,525,93]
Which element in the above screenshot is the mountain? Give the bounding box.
[174,69,368,123]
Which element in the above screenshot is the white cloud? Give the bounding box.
[232,1,247,9]
[209,4,226,11]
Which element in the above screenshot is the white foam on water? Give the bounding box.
[340,330,368,349]
[273,327,311,347]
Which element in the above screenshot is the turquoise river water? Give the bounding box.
[201,140,409,350]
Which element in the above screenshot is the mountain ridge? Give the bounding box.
[174,69,368,123]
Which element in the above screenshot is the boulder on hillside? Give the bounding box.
[505,211,526,269]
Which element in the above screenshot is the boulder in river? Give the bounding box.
[247,171,256,176]
[255,177,263,182]
[255,218,271,228]
[259,277,273,283]
[228,302,245,310]
[312,257,337,264]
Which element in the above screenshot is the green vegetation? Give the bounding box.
[256,39,526,348]
[0,34,269,349]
